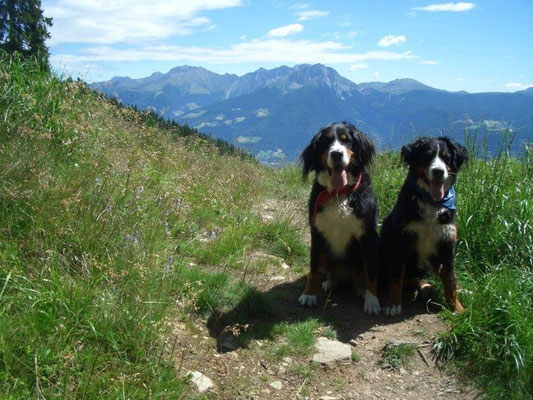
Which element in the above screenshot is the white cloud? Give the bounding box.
[290,3,309,10]
[43,0,242,45]
[504,82,533,90]
[333,31,357,40]
[52,40,418,73]
[295,9,329,21]
[349,63,369,71]
[378,35,407,47]
[267,24,303,38]
[50,54,106,81]
[412,2,476,12]
[419,60,439,65]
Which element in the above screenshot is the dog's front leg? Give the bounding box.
[361,233,381,315]
[434,241,464,313]
[384,256,406,316]
[299,232,324,307]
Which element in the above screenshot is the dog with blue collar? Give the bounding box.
[380,136,469,316]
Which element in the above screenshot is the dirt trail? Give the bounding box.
[172,201,478,399]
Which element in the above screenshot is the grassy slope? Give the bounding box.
[1,55,532,398]
[0,55,306,398]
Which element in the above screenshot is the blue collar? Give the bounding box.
[439,186,456,210]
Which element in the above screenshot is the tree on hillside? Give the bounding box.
[0,0,52,69]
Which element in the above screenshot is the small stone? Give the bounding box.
[270,275,285,281]
[399,367,407,375]
[320,396,339,400]
[282,356,292,363]
[349,339,358,347]
[188,371,214,393]
[281,262,290,270]
[270,380,283,390]
[312,337,352,365]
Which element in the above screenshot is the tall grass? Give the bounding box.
[433,137,532,399]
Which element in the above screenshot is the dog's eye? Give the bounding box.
[440,152,451,161]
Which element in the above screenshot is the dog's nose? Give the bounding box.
[431,168,444,179]
[330,150,343,162]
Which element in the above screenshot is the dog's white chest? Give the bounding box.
[314,195,365,256]
[404,202,456,265]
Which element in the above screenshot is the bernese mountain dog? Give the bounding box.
[299,122,381,315]
[380,136,469,316]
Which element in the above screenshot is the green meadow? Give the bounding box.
[1,54,531,399]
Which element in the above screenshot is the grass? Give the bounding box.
[1,53,532,399]
[379,343,416,369]
[271,318,322,357]
[431,136,532,400]
[0,53,304,398]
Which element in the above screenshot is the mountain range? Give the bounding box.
[91,64,533,164]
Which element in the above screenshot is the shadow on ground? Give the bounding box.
[207,276,440,352]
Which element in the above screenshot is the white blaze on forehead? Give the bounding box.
[327,139,349,168]
[428,143,448,180]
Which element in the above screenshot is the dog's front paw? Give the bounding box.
[321,280,332,292]
[299,293,317,307]
[384,304,402,316]
[364,290,381,315]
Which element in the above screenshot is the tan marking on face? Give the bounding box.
[346,147,354,166]
[321,152,329,170]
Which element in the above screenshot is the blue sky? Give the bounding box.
[44,1,532,92]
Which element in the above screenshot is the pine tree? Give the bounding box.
[0,0,52,69]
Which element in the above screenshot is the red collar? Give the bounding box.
[312,173,363,223]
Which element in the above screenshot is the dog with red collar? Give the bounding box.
[299,122,380,315]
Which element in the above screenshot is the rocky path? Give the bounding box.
[170,201,479,399]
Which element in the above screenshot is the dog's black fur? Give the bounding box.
[299,122,381,314]
[380,136,469,315]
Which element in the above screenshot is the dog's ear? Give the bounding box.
[300,132,321,180]
[351,127,375,170]
[401,141,415,166]
[401,137,425,167]
[440,137,469,170]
